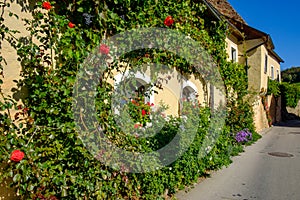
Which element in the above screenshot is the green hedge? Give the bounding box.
[280,82,300,108]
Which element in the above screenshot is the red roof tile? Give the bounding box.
[206,0,247,24]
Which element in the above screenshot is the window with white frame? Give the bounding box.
[276,69,280,81]
[181,80,198,102]
[231,47,237,62]
[182,86,197,102]
[114,71,154,104]
[130,78,151,103]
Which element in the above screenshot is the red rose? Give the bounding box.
[147,102,154,106]
[23,107,29,113]
[10,150,25,162]
[68,22,75,28]
[164,16,174,27]
[49,196,58,200]
[134,124,140,129]
[42,1,51,10]
[99,44,110,55]
[142,109,146,116]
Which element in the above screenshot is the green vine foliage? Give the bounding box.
[268,77,300,109]
[280,82,300,108]
[267,78,281,97]
[0,0,258,199]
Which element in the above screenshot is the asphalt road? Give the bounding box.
[176,120,300,200]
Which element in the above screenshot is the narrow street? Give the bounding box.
[176,120,300,200]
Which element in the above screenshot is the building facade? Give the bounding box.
[206,0,283,130]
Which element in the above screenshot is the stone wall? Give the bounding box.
[286,100,300,118]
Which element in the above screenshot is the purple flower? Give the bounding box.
[235,129,252,143]
[83,13,93,26]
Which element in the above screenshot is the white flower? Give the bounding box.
[145,122,153,128]
[179,124,185,131]
[164,116,170,122]
[180,115,188,122]
[205,146,212,153]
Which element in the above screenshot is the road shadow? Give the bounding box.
[275,120,300,128]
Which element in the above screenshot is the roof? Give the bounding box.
[205,0,247,24]
[228,18,284,63]
[203,0,284,63]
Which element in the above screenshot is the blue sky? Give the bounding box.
[228,0,300,70]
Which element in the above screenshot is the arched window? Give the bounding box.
[182,86,197,102]
[114,71,154,104]
[130,78,151,103]
[182,80,198,102]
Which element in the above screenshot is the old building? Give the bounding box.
[206,0,283,130]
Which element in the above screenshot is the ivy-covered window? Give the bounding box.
[182,86,197,102]
[132,79,151,103]
[231,47,237,62]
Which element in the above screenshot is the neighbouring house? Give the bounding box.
[205,0,284,131]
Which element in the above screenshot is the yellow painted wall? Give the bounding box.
[1,1,32,199]
[225,35,239,62]
[109,67,206,116]
[239,39,282,131]
[269,54,281,81]
[243,39,264,93]
[234,37,283,131]
[252,97,269,131]
[2,1,33,96]
[187,74,207,105]
[260,45,269,91]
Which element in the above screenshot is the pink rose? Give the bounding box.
[99,44,110,55]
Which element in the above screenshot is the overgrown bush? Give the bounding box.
[280,82,300,108]
[267,78,281,97]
